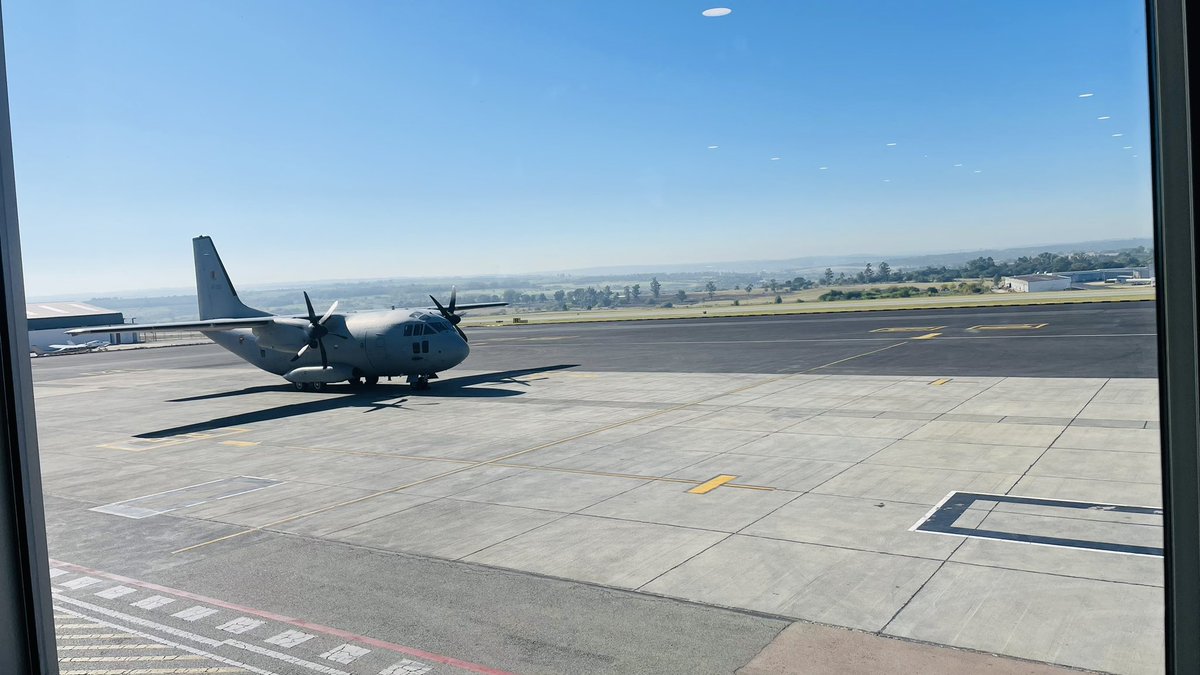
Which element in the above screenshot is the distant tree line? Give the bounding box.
[823,248,1152,286]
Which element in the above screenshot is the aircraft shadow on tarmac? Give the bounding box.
[139,364,579,439]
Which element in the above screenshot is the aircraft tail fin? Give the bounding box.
[193,236,270,320]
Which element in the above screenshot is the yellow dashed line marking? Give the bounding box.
[967,323,1048,331]
[930,378,951,386]
[60,656,205,662]
[57,633,141,639]
[57,644,173,650]
[219,440,259,447]
[688,474,738,494]
[870,325,946,333]
[59,662,244,667]
[912,332,941,340]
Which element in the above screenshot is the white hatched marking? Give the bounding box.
[131,595,176,610]
[49,568,69,578]
[95,585,137,599]
[172,605,219,622]
[60,669,245,674]
[320,643,370,664]
[381,659,433,675]
[216,616,264,634]
[225,639,352,675]
[264,629,316,648]
[53,600,280,675]
[61,576,103,590]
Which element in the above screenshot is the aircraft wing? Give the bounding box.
[66,317,274,336]
[446,302,508,311]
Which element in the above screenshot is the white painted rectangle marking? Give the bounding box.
[320,643,370,664]
[90,476,282,519]
[216,616,264,634]
[95,585,137,599]
[61,576,102,590]
[49,568,69,578]
[131,595,176,610]
[265,629,316,648]
[380,659,433,675]
[172,605,219,622]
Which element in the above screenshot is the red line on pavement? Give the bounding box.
[49,559,517,675]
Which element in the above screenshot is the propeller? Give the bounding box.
[291,291,347,368]
[429,286,470,342]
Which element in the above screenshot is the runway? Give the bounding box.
[32,301,1158,382]
[31,301,1163,675]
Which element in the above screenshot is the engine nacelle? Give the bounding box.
[283,364,353,383]
[253,323,307,352]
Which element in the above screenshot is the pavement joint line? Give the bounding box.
[50,560,519,675]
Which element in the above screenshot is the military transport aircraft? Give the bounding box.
[67,236,505,390]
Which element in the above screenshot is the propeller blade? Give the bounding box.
[454,324,469,343]
[292,343,310,362]
[303,292,318,323]
[318,340,329,369]
[449,286,457,314]
[429,294,449,317]
[319,300,339,325]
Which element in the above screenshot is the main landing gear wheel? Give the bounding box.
[409,375,430,391]
[311,381,325,391]
[294,382,306,391]
[364,375,380,387]
[348,375,364,387]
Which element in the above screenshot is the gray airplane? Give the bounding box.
[67,236,505,390]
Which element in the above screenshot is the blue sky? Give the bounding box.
[3,1,1152,296]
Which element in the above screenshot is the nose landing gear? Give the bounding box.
[407,374,431,390]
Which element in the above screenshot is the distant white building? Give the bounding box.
[1002,274,1071,292]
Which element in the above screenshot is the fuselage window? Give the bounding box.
[412,342,420,354]
[403,324,413,336]
[422,340,429,353]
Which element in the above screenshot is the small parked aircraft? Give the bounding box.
[31,339,110,357]
[68,236,505,390]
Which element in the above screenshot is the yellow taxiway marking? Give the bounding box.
[967,323,1048,331]
[688,475,738,494]
[912,332,941,340]
[930,378,951,386]
[219,440,259,447]
[172,341,906,554]
[870,325,946,333]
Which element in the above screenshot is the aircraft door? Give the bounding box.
[368,333,389,370]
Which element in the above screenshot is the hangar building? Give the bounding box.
[26,302,131,353]
[1002,274,1072,292]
